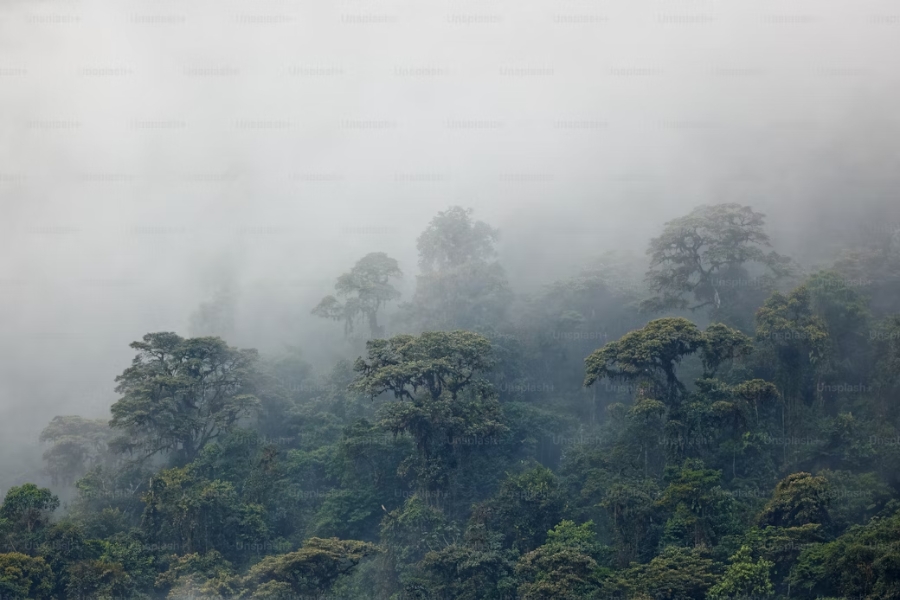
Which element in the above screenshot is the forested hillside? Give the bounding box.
[4,203,900,599]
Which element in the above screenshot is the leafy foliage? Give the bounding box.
[109,332,260,465]
[0,553,54,599]
[642,203,790,317]
[21,203,900,599]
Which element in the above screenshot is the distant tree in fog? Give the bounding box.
[39,416,111,486]
[642,203,791,321]
[405,206,512,331]
[313,251,402,339]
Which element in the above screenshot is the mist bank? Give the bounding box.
[1,0,899,492]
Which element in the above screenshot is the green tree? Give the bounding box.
[0,484,59,553]
[657,459,737,548]
[515,521,607,600]
[241,538,378,598]
[353,331,506,496]
[789,506,900,599]
[109,332,260,465]
[685,378,779,478]
[39,415,112,486]
[742,523,825,594]
[604,546,717,600]
[758,472,831,529]
[70,463,147,529]
[0,552,54,599]
[65,559,135,600]
[486,466,566,553]
[353,330,496,402]
[35,519,101,598]
[313,252,403,338]
[642,203,790,317]
[584,317,706,406]
[701,322,754,376]
[707,545,774,599]
[871,315,900,420]
[755,285,830,440]
[406,206,512,331]
[600,479,662,566]
[419,517,517,600]
[155,551,241,600]
[140,465,268,561]
[516,252,645,404]
[378,494,456,597]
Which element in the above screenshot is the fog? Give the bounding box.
[2,0,899,488]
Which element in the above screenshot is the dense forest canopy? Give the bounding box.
[3,202,900,599]
[3,2,900,598]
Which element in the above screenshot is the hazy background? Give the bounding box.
[1,0,899,488]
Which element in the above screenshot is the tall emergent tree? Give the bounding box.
[313,251,402,338]
[642,203,791,320]
[584,317,709,405]
[109,332,260,465]
[352,331,506,496]
[408,206,512,331]
[417,206,499,271]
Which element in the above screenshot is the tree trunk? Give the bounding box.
[367,310,382,339]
